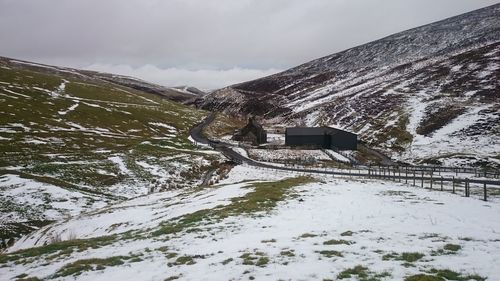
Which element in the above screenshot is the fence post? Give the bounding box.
[421,171,424,188]
[405,168,408,184]
[464,179,467,197]
[430,172,433,190]
[452,177,455,194]
[483,183,487,201]
[465,178,469,197]
[413,171,416,186]
[440,176,443,191]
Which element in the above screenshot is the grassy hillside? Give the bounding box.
[0,60,219,241]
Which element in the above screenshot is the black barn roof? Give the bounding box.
[286,127,356,136]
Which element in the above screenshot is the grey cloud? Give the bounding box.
[0,0,498,88]
[85,63,281,90]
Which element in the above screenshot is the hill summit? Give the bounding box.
[201,3,500,168]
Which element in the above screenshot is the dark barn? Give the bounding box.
[285,127,357,150]
[233,117,267,145]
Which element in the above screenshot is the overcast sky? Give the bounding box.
[0,0,498,89]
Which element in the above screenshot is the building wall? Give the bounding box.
[233,122,267,145]
[330,132,357,150]
[257,130,267,144]
[285,134,329,148]
[285,129,357,150]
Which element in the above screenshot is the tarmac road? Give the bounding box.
[189,114,500,188]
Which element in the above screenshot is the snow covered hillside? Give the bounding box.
[1,165,498,280]
[201,4,500,168]
[0,58,224,242]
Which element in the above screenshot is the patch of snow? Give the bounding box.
[58,102,79,115]
[148,122,177,133]
[1,88,31,99]
[324,150,351,163]
[247,148,331,162]
[108,156,131,175]
[0,174,102,228]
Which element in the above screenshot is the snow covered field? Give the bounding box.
[0,174,108,234]
[247,148,331,163]
[2,165,499,280]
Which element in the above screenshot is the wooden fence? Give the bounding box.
[208,141,500,202]
[365,164,500,179]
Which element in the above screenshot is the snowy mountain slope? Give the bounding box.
[201,4,500,168]
[1,165,499,280]
[0,57,224,242]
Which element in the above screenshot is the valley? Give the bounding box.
[0,2,500,281]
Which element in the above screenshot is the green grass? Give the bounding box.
[382,252,425,263]
[431,244,462,256]
[0,64,228,238]
[405,269,485,281]
[255,256,269,267]
[153,176,315,236]
[337,265,391,281]
[323,239,352,245]
[280,250,295,257]
[240,251,269,267]
[428,269,485,281]
[405,275,444,281]
[0,66,209,184]
[261,238,277,243]
[168,255,197,266]
[443,244,461,252]
[53,256,128,277]
[0,234,118,264]
[340,231,354,236]
[317,250,343,258]
[299,233,318,238]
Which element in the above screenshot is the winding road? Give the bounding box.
[189,113,500,190]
